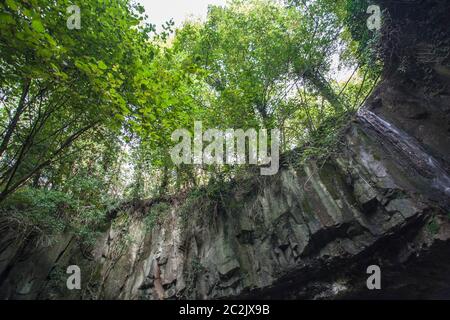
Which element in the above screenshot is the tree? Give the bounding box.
[0,0,155,202]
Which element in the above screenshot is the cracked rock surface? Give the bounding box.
[0,82,449,299]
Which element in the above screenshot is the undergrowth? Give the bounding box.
[0,187,112,246]
[177,109,355,229]
[297,110,355,165]
[144,202,171,231]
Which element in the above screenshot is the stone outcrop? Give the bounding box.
[0,80,449,299]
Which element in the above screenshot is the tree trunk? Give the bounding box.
[0,79,31,159]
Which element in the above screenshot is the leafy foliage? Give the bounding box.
[0,0,382,240]
[144,202,170,231]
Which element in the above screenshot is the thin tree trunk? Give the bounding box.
[0,123,97,203]
[159,166,169,196]
[0,79,31,159]
[304,71,345,112]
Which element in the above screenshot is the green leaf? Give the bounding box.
[5,0,18,11]
[31,19,45,33]
[98,61,108,70]
[0,13,15,25]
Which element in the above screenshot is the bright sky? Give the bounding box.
[139,0,227,31]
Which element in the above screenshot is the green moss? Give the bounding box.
[301,195,316,220]
[318,163,341,200]
[191,257,205,274]
[144,202,170,232]
[111,211,130,229]
[46,265,67,292]
[427,217,440,235]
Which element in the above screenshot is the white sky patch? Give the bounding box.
[330,52,356,83]
[139,0,227,31]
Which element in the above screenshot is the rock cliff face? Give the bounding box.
[0,80,449,299]
[1,0,450,300]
